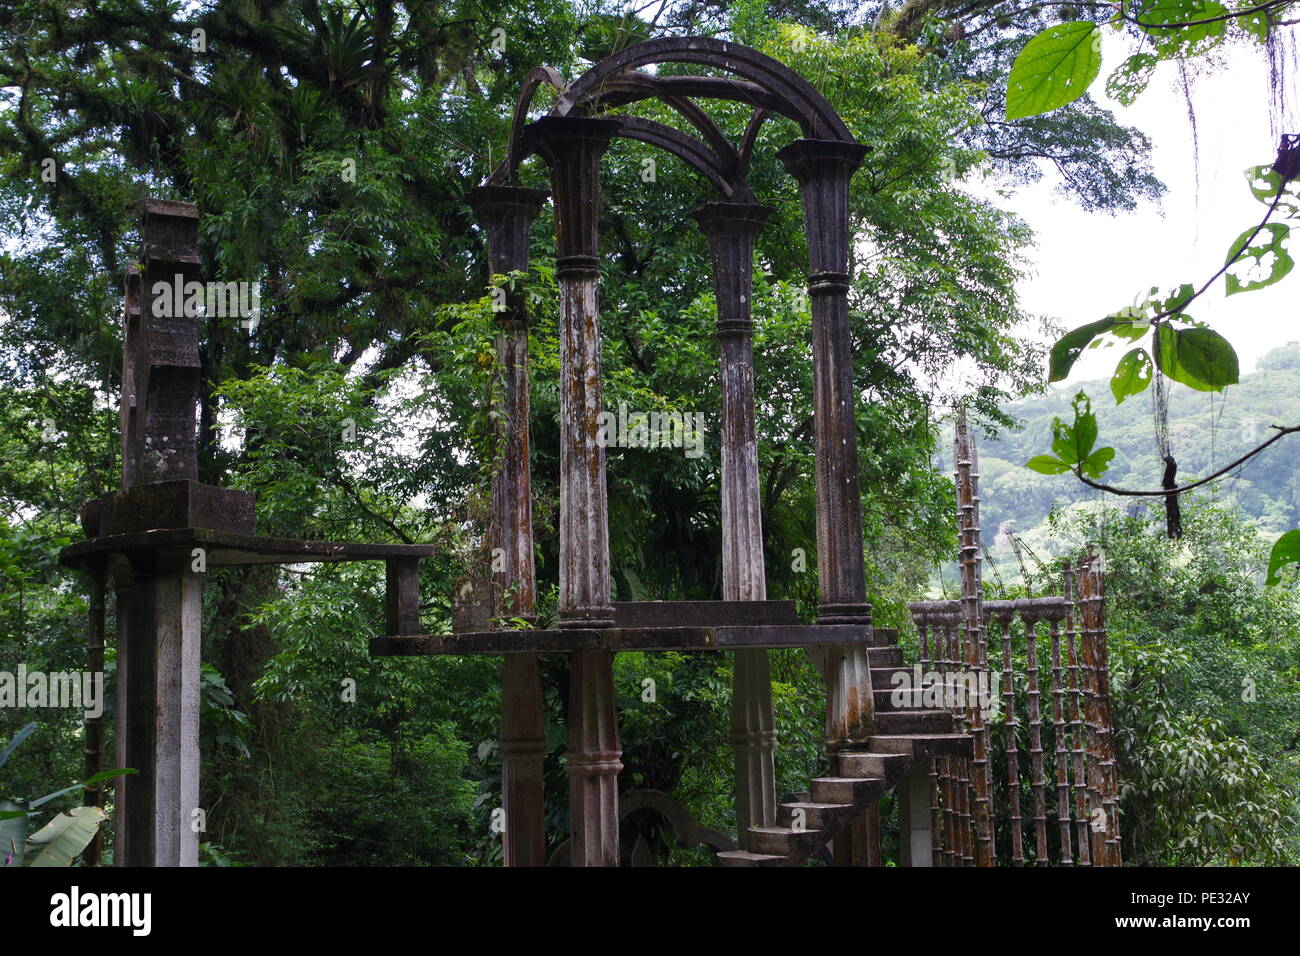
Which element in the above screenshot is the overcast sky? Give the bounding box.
[1000,33,1297,386]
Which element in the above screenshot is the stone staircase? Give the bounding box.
[716,637,972,866]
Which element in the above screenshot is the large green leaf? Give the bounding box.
[1225,223,1294,295]
[1111,347,1154,403]
[1266,529,1300,586]
[1049,316,1120,381]
[1006,22,1102,120]
[24,805,105,867]
[1156,325,1239,391]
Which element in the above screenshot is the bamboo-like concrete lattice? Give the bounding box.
[907,415,1122,866]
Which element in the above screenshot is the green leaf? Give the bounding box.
[1049,316,1120,381]
[1266,529,1300,585]
[1225,223,1294,295]
[24,806,105,867]
[1136,0,1229,57]
[1105,53,1158,106]
[1006,22,1102,120]
[1080,445,1116,479]
[1156,325,1240,390]
[1243,165,1299,212]
[1051,392,1099,465]
[1026,454,1072,475]
[1111,347,1154,403]
[1236,2,1271,42]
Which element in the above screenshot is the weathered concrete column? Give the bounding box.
[115,201,205,867]
[527,115,623,866]
[469,185,550,867]
[692,202,777,845]
[898,763,935,867]
[776,140,875,751]
[119,553,203,867]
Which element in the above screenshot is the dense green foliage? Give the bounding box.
[1,0,1294,866]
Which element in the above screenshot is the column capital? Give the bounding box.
[774,139,870,185]
[692,202,773,338]
[523,117,622,277]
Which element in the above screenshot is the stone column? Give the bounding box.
[469,185,550,867]
[692,202,777,845]
[776,140,875,750]
[116,201,204,867]
[527,116,623,866]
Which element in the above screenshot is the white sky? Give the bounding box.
[1002,33,1298,385]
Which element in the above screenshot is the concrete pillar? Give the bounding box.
[527,115,623,865]
[693,202,778,845]
[469,185,550,867]
[898,763,935,867]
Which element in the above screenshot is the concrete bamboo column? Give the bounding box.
[776,139,875,750]
[693,202,778,844]
[527,115,623,866]
[1080,553,1122,865]
[954,409,996,866]
[116,201,204,867]
[469,185,549,867]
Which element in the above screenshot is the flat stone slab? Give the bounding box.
[60,527,435,571]
[370,623,872,654]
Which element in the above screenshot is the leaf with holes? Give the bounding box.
[1136,0,1229,57]
[1106,53,1158,106]
[1226,223,1293,295]
[1112,347,1154,404]
[1244,165,1300,213]
[1006,22,1102,120]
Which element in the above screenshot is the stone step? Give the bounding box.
[867,645,902,667]
[875,710,956,735]
[748,825,829,858]
[868,733,973,759]
[777,801,858,831]
[716,849,789,867]
[810,775,887,805]
[837,751,913,784]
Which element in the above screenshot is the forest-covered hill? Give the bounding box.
[972,342,1300,549]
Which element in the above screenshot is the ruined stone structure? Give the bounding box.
[62,39,1119,867]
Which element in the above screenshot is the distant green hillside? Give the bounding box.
[972,343,1300,547]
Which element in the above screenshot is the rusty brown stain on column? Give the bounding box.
[469,185,549,868]
[527,115,623,866]
[693,202,778,845]
[1063,563,1091,866]
[954,409,995,865]
[776,139,877,759]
